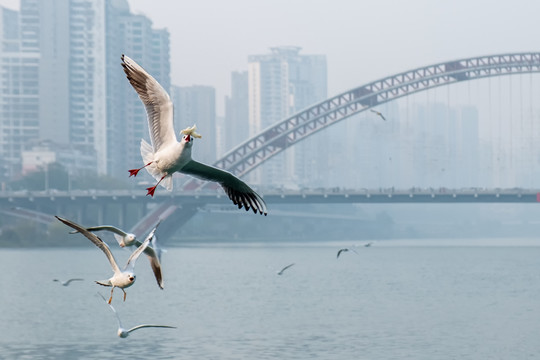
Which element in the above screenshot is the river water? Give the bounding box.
[0,238,538,359]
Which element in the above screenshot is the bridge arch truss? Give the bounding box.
[184,52,540,190]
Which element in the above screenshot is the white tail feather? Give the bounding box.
[140,139,173,191]
[161,176,173,191]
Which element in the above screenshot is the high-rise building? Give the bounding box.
[247,46,327,187]
[224,71,249,155]
[172,85,216,164]
[0,5,40,181]
[0,0,170,182]
[36,0,105,173]
[106,0,170,178]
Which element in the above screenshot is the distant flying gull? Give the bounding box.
[98,293,176,338]
[70,222,165,289]
[336,247,359,258]
[121,54,267,216]
[370,109,386,121]
[56,216,153,304]
[53,278,84,286]
[277,263,295,275]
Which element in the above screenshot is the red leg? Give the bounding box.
[122,288,127,302]
[108,287,115,304]
[146,175,166,197]
[128,162,152,177]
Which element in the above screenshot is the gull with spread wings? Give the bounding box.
[121,55,267,215]
[370,109,386,121]
[69,221,165,289]
[56,216,154,304]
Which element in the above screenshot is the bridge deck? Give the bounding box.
[1,189,539,207]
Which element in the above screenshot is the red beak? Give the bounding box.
[186,135,191,142]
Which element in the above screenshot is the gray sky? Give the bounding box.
[2,0,539,114]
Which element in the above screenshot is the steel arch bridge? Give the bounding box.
[183,52,540,190]
[137,52,540,239]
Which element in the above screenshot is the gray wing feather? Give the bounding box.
[145,247,164,289]
[84,225,128,237]
[121,54,176,151]
[131,239,164,289]
[132,221,163,288]
[124,225,155,271]
[127,324,176,333]
[56,216,121,274]
[181,160,268,215]
[69,225,127,236]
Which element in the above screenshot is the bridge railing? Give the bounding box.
[0,187,538,200]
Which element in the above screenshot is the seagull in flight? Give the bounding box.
[277,263,295,275]
[98,293,176,338]
[370,109,386,121]
[121,55,267,216]
[53,278,84,286]
[69,222,165,289]
[336,247,359,259]
[56,216,153,304]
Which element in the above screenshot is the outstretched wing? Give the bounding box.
[124,224,155,272]
[56,216,121,274]
[278,263,295,275]
[142,246,164,289]
[127,324,176,334]
[181,160,267,215]
[98,292,123,329]
[64,278,84,285]
[133,221,164,289]
[121,54,176,151]
[83,225,128,237]
[69,225,127,237]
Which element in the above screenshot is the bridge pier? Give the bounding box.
[119,203,126,229]
[76,205,84,223]
[96,204,104,225]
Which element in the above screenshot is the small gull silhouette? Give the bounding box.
[53,278,84,286]
[337,247,359,258]
[277,263,295,275]
[370,109,386,121]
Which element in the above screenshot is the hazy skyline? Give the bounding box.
[2,0,539,115]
